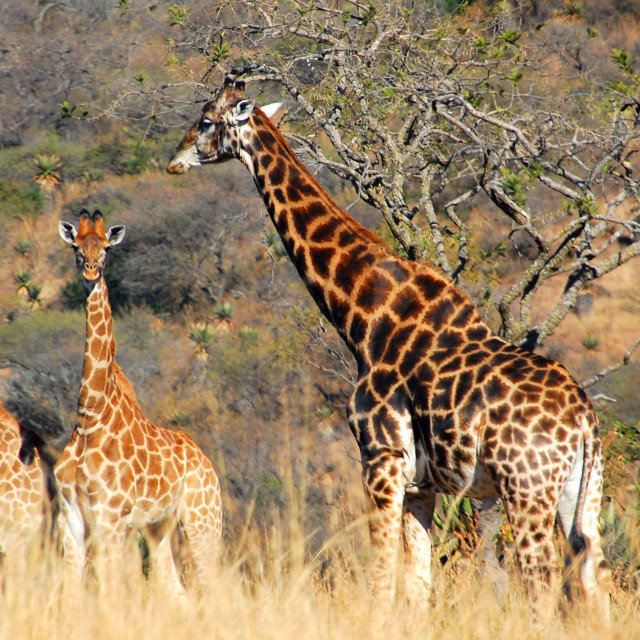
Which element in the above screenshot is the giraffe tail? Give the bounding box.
[567,412,597,558]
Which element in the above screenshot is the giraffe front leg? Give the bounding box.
[361,453,406,608]
[402,493,435,606]
[145,524,187,598]
[56,494,87,583]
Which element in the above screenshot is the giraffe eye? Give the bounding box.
[200,118,214,131]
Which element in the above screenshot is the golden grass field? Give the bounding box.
[1,467,638,640]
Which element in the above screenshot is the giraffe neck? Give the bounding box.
[78,276,119,434]
[239,110,387,352]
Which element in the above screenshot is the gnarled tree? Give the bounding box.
[133,1,640,384]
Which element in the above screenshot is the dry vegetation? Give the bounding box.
[0,465,639,640]
[0,0,640,636]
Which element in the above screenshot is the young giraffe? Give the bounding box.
[55,210,222,592]
[167,78,610,614]
[0,405,47,559]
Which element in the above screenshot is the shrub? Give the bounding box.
[0,181,44,219]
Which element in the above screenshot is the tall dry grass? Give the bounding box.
[2,455,639,640]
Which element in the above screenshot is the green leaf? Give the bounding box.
[506,70,522,84]
[499,29,520,45]
[168,3,188,26]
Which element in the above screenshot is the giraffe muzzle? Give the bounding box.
[167,158,191,174]
[83,270,101,294]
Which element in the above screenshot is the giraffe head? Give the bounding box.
[59,209,125,293]
[167,76,282,174]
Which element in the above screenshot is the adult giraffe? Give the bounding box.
[0,405,48,559]
[167,77,610,614]
[56,210,222,592]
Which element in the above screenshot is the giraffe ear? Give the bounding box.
[59,221,77,244]
[232,99,255,125]
[107,225,126,246]
[260,102,283,120]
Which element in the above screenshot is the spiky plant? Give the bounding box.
[581,333,599,352]
[189,322,217,362]
[14,238,33,256]
[13,270,33,291]
[213,301,234,321]
[25,282,43,308]
[32,154,62,192]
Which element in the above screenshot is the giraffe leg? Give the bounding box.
[504,497,559,617]
[177,465,222,591]
[84,513,137,594]
[557,448,611,621]
[56,495,87,583]
[145,524,186,598]
[401,492,435,606]
[361,454,406,608]
[473,497,508,601]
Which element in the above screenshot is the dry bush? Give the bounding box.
[0,458,638,640]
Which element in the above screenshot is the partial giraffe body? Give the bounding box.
[55,210,222,593]
[0,405,47,559]
[168,77,611,616]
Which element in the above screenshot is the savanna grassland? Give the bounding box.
[1,1,640,638]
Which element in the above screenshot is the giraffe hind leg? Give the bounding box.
[556,445,611,621]
[503,493,560,617]
[176,468,222,590]
[401,492,435,606]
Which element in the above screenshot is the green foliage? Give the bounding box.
[61,269,131,315]
[13,270,32,290]
[361,3,377,27]
[506,70,522,84]
[13,238,33,256]
[581,333,599,351]
[58,100,87,119]
[33,153,62,189]
[576,194,599,216]
[601,495,640,589]
[189,322,217,361]
[432,495,477,561]
[439,0,467,13]
[207,39,229,67]
[602,417,640,465]
[463,89,483,109]
[214,301,234,321]
[0,181,44,219]
[123,129,156,175]
[499,167,527,206]
[167,3,188,26]
[611,48,634,74]
[25,282,43,307]
[239,326,259,347]
[315,405,333,419]
[499,29,520,45]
